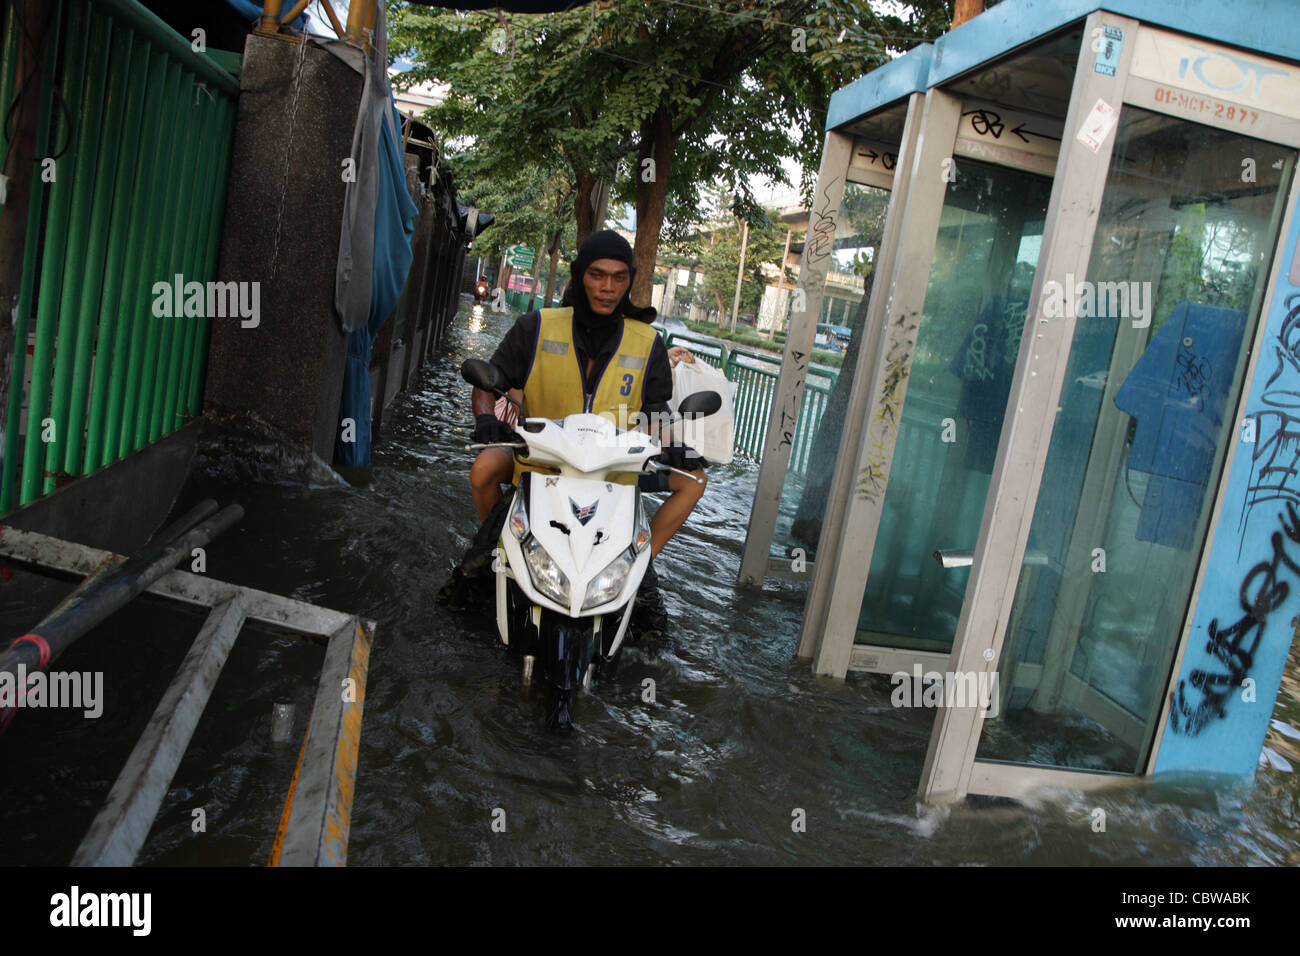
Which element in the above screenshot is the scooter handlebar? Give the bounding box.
[646,462,706,485]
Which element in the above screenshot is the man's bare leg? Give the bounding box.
[471,448,514,522]
[649,469,707,557]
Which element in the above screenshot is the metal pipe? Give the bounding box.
[0,1,24,178]
[19,0,91,504]
[174,94,227,424]
[44,12,111,491]
[63,19,129,478]
[125,60,183,454]
[90,0,239,96]
[83,32,150,473]
[344,0,365,40]
[171,92,225,429]
[0,0,63,512]
[256,0,285,34]
[71,595,246,866]
[150,78,205,443]
[101,47,169,465]
[0,500,238,678]
[167,110,216,433]
[318,0,344,39]
[186,97,236,417]
[280,0,311,27]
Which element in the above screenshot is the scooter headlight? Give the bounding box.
[583,549,634,611]
[522,535,570,606]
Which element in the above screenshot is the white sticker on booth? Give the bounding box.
[1076,98,1118,153]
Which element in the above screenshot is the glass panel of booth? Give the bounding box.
[769,180,890,566]
[977,105,1297,776]
[855,157,1053,653]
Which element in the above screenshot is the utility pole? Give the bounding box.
[729,219,749,334]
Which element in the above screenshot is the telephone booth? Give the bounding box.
[742,0,1300,801]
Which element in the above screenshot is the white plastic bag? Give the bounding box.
[669,358,735,464]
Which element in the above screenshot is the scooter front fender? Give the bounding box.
[541,611,597,691]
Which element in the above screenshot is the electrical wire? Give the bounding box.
[2,0,75,178]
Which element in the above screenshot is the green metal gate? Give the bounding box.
[0,0,238,512]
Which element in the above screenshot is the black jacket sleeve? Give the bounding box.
[641,332,673,417]
[489,312,540,391]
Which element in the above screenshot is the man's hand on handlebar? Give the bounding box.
[656,444,704,472]
[474,414,520,445]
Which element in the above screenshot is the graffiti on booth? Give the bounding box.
[1171,294,1300,735]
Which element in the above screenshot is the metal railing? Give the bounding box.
[0,0,238,513]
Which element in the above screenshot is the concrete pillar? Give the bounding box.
[202,34,362,460]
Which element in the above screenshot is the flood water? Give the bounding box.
[3,298,1299,866]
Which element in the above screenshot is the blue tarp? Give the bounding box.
[334,98,419,466]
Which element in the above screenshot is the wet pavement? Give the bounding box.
[2,297,1298,866]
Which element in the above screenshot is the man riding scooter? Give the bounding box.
[445,231,706,635]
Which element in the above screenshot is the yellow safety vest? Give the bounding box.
[515,307,660,485]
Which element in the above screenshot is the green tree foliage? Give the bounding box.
[389,0,953,302]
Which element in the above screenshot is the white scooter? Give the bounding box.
[461,359,719,733]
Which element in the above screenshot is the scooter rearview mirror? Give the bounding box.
[677,390,722,419]
[461,358,505,394]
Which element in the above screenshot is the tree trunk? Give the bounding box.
[631,109,673,307]
[527,236,544,311]
[544,229,561,307]
[574,168,598,246]
[499,261,513,304]
[953,0,984,28]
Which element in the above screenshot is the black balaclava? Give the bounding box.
[561,231,656,357]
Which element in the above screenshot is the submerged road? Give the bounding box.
[2,297,1298,865]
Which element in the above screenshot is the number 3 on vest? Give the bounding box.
[620,373,634,396]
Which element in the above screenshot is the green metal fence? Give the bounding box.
[504,287,550,313]
[0,0,238,513]
[665,330,837,473]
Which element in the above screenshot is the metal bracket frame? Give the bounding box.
[0,525,374,866]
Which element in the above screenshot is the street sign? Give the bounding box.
[505,244,535,268]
